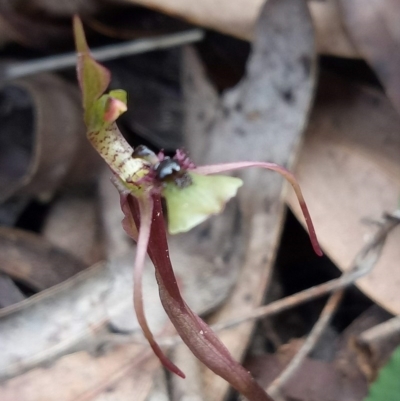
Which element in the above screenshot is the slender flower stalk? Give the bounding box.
[73,15,322,401]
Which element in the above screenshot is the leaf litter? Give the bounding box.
[0,1,400,400]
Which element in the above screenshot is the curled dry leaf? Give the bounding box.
[0,73,100,203]
[0,0,99,18]
[182,0,317,398]
[357,315,400,380]
[310,0,357,58]
[0,227,86,291]
[0,259,136,379]
[287,73,400,315]
[334,306,390,398]
[338,0,400,114]
[122,0,356,56]
[0,12,72,50]
[246,344,368,401]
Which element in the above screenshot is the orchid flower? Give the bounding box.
[73,16,322,401]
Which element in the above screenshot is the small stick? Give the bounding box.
[358,315,400,346]
[212,214,398,333]
[267,290,344,398]
[115,213,399,348]
[2,29,204,81]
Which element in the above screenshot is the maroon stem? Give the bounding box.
[127,194,274,401]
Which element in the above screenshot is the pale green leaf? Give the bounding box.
[163,173,243,234]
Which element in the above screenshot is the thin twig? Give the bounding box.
[2,29,204,81]
[211,214,398,333]
[263,213,399,398]
[358,315,400,346]
[267,290,344,399]
[108,213,398,353]
[116,213,399,350]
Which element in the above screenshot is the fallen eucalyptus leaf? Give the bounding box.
[182,0,317,398]
[0,258,138,379]
[0,228,239,379]
[0,73,100,202]
[43,189,104,266]
[0,12,72,50]
[0,227,86,291]
[121,0,356,57]
[287,73,400,315]
[338,0,400,114]
[0,343,159,401]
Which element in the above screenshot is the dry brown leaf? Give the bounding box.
[0,343,159,401]
[311,0,357,58]
[120,0,356,57]
[246,319,390,401]
[0,227,86,291]
[287,73,400,315]
[0,261,120,379]
[356,315,400,381]
[0,73,100,203]
[43,190,104,266]
[338,0,400,114]
[0,225,240,380]
[0,12,72,50]
[0,0,100,18]
[334,306,390,390]
[247,350,367,401]
[182,0,317,399]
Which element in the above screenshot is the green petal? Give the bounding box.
[163,173,243,234]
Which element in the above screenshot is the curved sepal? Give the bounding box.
[73,16,111,127]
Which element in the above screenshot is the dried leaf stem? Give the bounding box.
[212,213,398,333]
[3,29,204,81]
[250,212,399,399]
[125,212,399,348]
[267,290,344,398]
[358,316,400,347]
